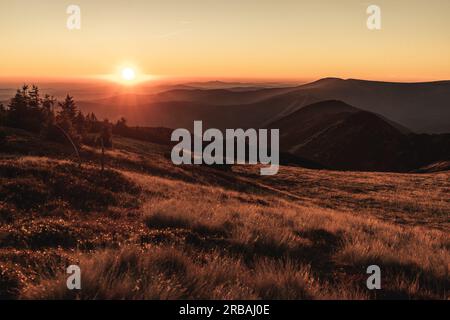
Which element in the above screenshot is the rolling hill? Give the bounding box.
[286,78,450,133]
[268,100,450,172]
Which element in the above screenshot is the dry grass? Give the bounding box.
[0,128,449,300]
[23,246,358,300]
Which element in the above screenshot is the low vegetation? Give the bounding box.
[0,125,448,300]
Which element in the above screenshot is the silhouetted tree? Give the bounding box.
[38,94,57,141]
[114,117,128,135]
[28,85,40,109]
[50,94,82,145]
[5,85,47,132]
[116,117,127,129]
[7,86,29,130]
[89,113,97,122]
[86,112,101,133]
[42,94,56,114]
[100,119,113,148]
[27,85,46,132]
[74,111,86,136]
[53,111,81,146]
[3,85,114,150]
[58,95,77,122]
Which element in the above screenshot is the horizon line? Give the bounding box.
[1,75,450,86]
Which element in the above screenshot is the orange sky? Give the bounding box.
[0,0,449,82]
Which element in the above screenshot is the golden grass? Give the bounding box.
[21,165,450,299]
[1,132,449,300]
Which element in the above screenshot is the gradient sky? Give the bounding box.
[0,0,449,81]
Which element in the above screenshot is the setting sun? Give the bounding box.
[121,68,136,81]
[102,65,154,85]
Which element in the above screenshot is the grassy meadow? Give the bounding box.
[0,127,448,299]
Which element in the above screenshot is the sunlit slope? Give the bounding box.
[0,127,448,299]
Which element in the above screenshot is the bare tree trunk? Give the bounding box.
[54,124,81,168]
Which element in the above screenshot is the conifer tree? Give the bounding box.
[58,95,77,122]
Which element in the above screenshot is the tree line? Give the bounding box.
[0,85,113,147]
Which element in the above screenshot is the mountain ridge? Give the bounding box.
[268,100,450,172]
[76,77,450,133]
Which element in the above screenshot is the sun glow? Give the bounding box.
[121,67,136,81]
[98,64,156,85]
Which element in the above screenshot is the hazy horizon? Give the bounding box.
[1,75,449,85]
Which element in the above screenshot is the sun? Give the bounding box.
[101,64,154,85]
[121,67,136,81]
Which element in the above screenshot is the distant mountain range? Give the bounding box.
[72,78,450,172]
[78,77,450,134]
[286,78,450,134]
[267,100,450,172]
